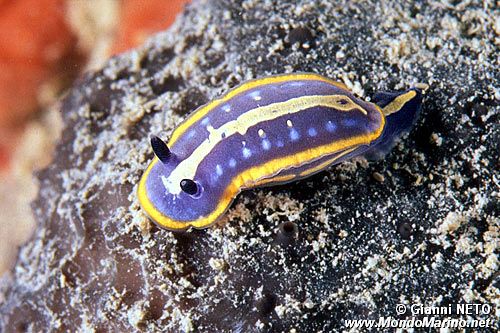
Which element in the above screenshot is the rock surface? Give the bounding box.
[1,0,498,331]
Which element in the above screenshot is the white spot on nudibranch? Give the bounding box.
[242,147,252,159]
[222,104,231,112]
[308,127,318,137]
[342,119,357,127]
[216,164,223,176]
[249,90,262,101]
[258,129,266,138]
[262,139,271,151]
[290,128,300,141]
[326,121,337,132]
[282,81,303,88]
[201,117,210,125]
[229,158,237,168]
[287,119,293,127]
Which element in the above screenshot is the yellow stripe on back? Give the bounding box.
[165,94,366,195]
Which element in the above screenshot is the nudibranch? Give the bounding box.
[138,73,423,230]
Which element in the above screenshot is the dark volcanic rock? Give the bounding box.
[1,0,498,332]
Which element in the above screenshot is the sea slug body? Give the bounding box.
[138,73,423,230]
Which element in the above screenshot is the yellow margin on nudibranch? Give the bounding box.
[251,146,359,186]
[168,73,348,146]
[138,103,385,230]
[298,146,358,177]
[251,174,296,187]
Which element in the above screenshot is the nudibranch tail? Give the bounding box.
[138,73,421,231]
[364,88,423,160]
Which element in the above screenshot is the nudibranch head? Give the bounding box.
[137,73,423,230]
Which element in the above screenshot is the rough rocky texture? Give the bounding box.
[1,0,498,331]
